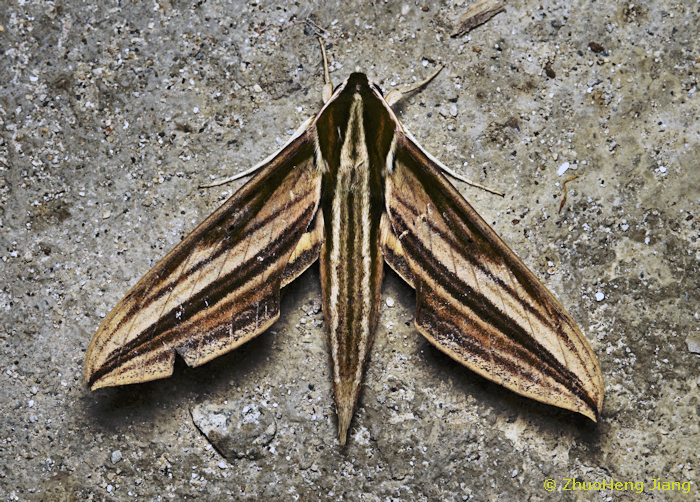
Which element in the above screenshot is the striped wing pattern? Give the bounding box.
[86,134,322,389]
[383,133,604,420]
[86,68,603,441]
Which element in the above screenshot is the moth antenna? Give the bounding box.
[386,65,444,106]
[436,165,505,197]
[386,65,505,197]
[318,37,334,103]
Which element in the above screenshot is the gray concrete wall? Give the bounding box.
[0,0,698,500]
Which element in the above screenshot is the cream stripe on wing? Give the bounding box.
[383,139,602,418]
[87,149,323,389]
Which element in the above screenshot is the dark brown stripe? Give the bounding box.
[390,140,590,366]
[134,163,319,312]
[386,136,597,412]
[389,202,564,336]
[416,291,597,413]
[88,187,320,388]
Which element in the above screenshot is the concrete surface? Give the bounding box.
[0,0,698,500]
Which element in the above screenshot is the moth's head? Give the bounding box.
[346,72,371,88]
[343,72,387,100]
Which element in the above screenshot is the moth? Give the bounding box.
[86,42,604,445]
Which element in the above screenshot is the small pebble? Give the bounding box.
[386,297,395,307]
[595,292,605,302]
[111,450,123,464]
[685,334,700,354]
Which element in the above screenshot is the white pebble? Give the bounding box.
[557,162,570,176]
[595,292,605,302]
[386,297,395,307]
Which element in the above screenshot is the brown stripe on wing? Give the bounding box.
[282,210,325,287]
[387,198,575,341]
[382,168,584,347]
[89,200,318,386]
[386,204,596,410]
[380,212,415,288]
[414,298,599,416]
[86,134,322,390]
[87,138,315,363]
[401,244,599,415]
[383,133,603,420]
[110,151,320,326]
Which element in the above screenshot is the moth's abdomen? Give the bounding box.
[318,88,386,444]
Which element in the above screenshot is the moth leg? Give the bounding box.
[379,212,415,288]
[401,128,505,198]
[384,66,504,197]
[282,210,325,287]
[385,65,444,106]
[199,115,315,188]
[318,37,334,103]
[200,37,335,190]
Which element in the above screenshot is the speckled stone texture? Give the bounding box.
[0,0,698,500]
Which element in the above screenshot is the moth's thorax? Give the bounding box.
[314,73,397,183]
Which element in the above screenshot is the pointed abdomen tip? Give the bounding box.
[337,405,353,446]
